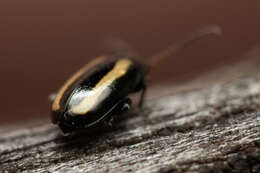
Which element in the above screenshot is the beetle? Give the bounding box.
[49,26,221,134]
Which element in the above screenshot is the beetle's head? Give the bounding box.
[50,109,76,134]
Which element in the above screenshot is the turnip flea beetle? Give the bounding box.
[50,26,221,133]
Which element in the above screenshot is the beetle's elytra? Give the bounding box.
[50,26,221,134]
[51,56,147,133]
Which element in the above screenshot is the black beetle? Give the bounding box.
[49,26,221,133]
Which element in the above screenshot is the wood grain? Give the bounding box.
[1,71,260,172]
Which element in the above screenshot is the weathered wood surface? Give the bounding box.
[1,73,260,172]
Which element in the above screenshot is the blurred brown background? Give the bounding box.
[1,0,260,124]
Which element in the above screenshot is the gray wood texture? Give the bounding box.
[1,58,260,172]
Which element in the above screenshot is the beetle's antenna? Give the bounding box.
[148,25,222,67]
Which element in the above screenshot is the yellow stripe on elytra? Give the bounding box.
[52,56,106,111]
[71,58,132,115]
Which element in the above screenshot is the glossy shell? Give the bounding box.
[51,55,147,133]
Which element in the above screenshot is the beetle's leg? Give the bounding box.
[48,93,57,104]
[120,97,132,113]
[106,98,132,126]
[138,84,147,108]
